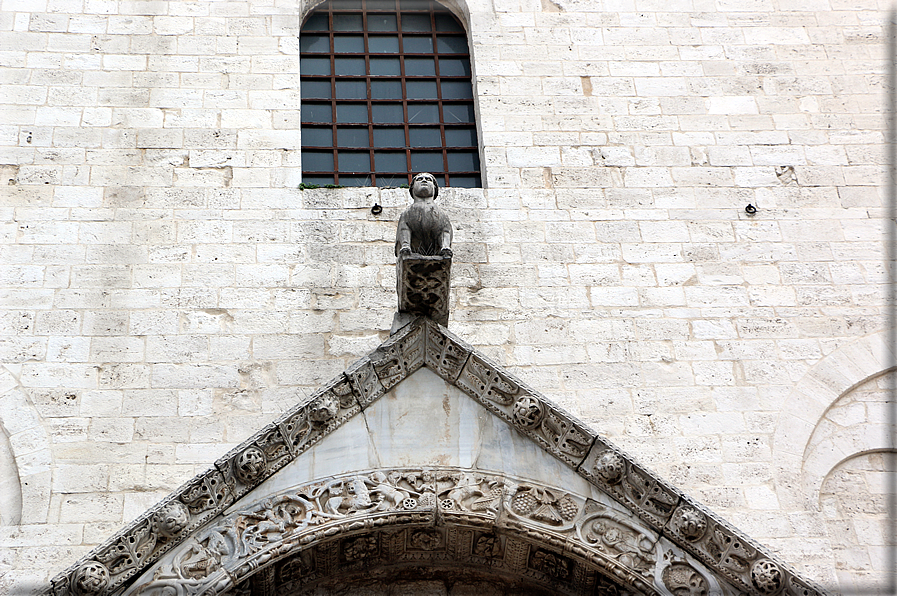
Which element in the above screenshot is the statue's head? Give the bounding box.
[410,172,438,200]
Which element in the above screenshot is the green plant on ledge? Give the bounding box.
[299,183,344,190]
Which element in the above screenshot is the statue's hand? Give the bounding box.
[439,247,453,258]
[399,246,412,257]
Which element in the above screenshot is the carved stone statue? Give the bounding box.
[392,173,453,332]
[395,173,453,258]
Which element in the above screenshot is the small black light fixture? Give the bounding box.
[745,204,757,215]
[371,203,383,216]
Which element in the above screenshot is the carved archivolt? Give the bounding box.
[118,468,692,596]
[47,318,828,596]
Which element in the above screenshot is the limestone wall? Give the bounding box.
[0,0,890,593]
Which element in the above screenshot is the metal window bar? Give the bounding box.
[300,0,481,188]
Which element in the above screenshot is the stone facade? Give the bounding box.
[0,0,890,594]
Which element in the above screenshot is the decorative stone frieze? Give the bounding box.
[454,351,595,467]
[579,438,681,530]
[422,320,471,382]
[122,468,702,596]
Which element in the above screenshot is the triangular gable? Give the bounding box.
[48,318,827,596]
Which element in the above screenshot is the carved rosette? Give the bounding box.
[152,501,190,539]
[70,562,109,596]
[751,559,784,595]
[512,395,544,429]
[592,450,625,485]
[672,506,708,542]
[234,446,267,485]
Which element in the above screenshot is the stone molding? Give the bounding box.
[47,317,828,596]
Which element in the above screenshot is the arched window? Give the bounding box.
[300,0,481,188]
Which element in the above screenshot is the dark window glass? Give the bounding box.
[302,127,333,146]
[371,80,403,99]
[369,35,400,53]
[332,13,362,30]
[340,174,371,185]
[301,57,331,76]
[447,150,479,171]
[440,80,472,99]
[442,103,474,123]
[337,127,370,147]
[435,13,463,31]
[370,57,401,76]
[302,103,332,123]
[303,151,334,171]
[375,151,407,170]
[407,103,439,123]
[336,80,367,99]
[303,13,329,31]
[338,151,370,171]
[303,174,336,184]
[436,35,467,53]
[401,13,430,31]
[449,175,479,187]
[300,0,480,187]
[405,57,436,76]
[300,35,330,53]
[411,151,443,171]
[406,80,437,98]
[409,127,441,147]
[367,13,397,30]
[336,103,368,123]
[334,57,365,75]
[403,36,433,53]
[438,57,469,76]
[334,35,365,53]
[373,127,405,146]
[301,80,332,99]
[372,103,405,123]
[444,126,476,146]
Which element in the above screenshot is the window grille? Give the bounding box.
[300,0,481,188]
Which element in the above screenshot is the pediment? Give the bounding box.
[48,318,827,596]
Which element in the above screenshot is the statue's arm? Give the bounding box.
[396,216,411,256]
[439,218,453,257]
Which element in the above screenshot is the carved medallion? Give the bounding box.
[751,559,784,594]
[152,501,190,538]
[662,562,709,596]
[672,506,707,542]
[592,450,625,485]
[234,446,267,485]
[512,395,544,429]
[70,562,109,596]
